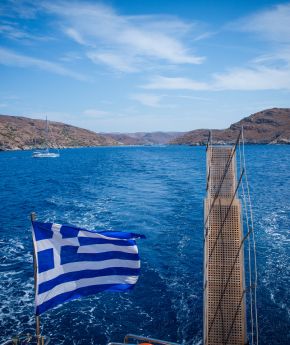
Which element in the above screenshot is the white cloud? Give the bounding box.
[193,31,216,41]
[59,51,82,62]
[83,109,109,117]
[131,93,163,107]
[126,14,193,34]
[174,95,211,101]
[0,21,52,42]
[212,66,290,90]
[143,62,290,91]
[251,48,290,67]
[43,2,205,72]
[142,76,209,90]
[142,21,290,93]
[0,23,31,40]
[230,3,290,43]
[0,47,87,81]
[87,51,138,73]
[64,27,87,45]
[213,3,290,91]
[0,0,39,19]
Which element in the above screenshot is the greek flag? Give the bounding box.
[32,221,144,315]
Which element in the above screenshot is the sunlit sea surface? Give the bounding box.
[0,146,289,345]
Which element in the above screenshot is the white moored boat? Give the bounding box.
[32,151,59,158]
[32,117,60,158]
[32,149,59,158]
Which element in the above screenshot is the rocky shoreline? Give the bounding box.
[170,108,290,145]
[1,108,289,151]
[0,115,118,151]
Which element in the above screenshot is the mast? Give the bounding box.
[31,212,41,345]
[203,137,247,345]
[45,116,49,151]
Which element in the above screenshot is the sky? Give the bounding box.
[0,0,290,132]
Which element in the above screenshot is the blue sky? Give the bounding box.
[0,0,290,132]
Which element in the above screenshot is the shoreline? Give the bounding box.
[1,142,289,152]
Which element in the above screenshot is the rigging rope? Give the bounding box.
[241,128,259,345]
[238,137,254,345]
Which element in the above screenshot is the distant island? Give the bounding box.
[0,108,289,151]
[105,131,185,146]
[171,108,290,145]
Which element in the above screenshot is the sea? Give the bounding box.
[0,145,289,345]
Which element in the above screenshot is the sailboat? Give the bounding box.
[32,117,60,158]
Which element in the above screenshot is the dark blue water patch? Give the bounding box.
[0,145,289,345]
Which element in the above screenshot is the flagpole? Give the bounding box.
[31,212,41,345]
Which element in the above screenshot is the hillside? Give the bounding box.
[106,131,184,145]
[1,108,289,151]
[171,108,290,145]
[0,115,118,150]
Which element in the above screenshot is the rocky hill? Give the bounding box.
[1,108,289,151]
[171,108,290,145]
[106,131,184,145]
[0,115,118,150]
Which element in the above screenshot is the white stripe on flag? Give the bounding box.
[38,259,140,284]
[77,243,138,254]
[78,231,131,241]
[37,275,139,305]
[36,237,79,252]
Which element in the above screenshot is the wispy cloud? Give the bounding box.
[0,0,39,19]
[87,51,138,73]
[142,76,209,90]
[0,22,32,40]
[64,27,86,45]
[193,31,216,41]
[143,62,290,91]
[143,1,290,95]
[174,95,211,101]
[59,51,83,63]
[0,47,87,81]
[83,109,109,117]
[212,65,290,90]
[0,21,52,43]
[43,2,205,72]
[229,3,290,43]
[131,93,163,107]
[135,2,290,91]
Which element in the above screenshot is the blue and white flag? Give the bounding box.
[32,221,144,315]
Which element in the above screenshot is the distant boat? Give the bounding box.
[32,149,59,158]
[32,117,60,158]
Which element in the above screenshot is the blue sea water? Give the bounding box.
[0,145,289,345]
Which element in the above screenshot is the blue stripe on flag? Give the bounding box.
[95,231,145,239]
[38,267,140,294]
[38,248,54,273]
[36,283,134,315]
[60,246,139,265]
[60,226,79,238]
[33,222,53,241]
[78,237,136,246]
